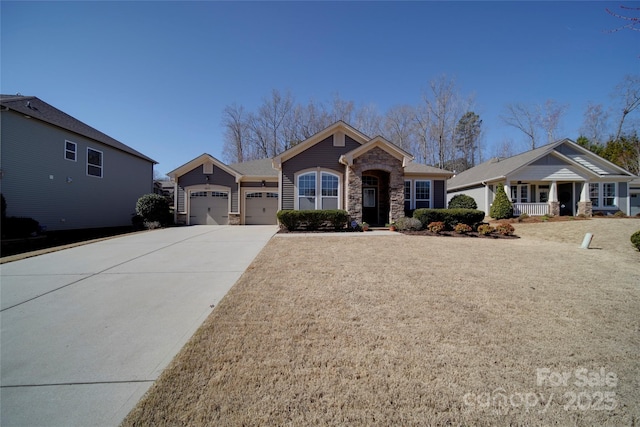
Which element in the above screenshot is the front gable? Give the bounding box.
[339,136,413,167]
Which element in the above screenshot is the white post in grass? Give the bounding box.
[581,233,594,249]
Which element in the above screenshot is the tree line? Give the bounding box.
[221,74,639,175]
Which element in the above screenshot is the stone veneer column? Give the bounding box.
[347,147,405,224]
[577,201,593,217]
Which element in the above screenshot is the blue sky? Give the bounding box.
[2,1,637,175]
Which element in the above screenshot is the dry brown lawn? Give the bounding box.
[122,218,640,426]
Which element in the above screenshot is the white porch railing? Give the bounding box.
[513,203,549,216]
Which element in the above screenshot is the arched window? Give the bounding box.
[298,172,316,210]
[297,170,341,210]
[321,172,339,209]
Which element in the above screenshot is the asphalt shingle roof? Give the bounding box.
[1,95,156,163]
[229,158,278,177]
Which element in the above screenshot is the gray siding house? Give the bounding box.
[1,95,156,231]
[447,138,637,217]
[169,121,453,226]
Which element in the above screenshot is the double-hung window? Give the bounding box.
[87,148,103,178]
[589,183,600,207]
[297,171,340,210]
[298,172,316,209]
[65,141,77,161]
[415,180,431,208]
[510,184,529,203]
[404,180,411,211]
[321,172,339,209]
[590,183,616,208]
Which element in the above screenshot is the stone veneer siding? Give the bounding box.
[347,147,405,224]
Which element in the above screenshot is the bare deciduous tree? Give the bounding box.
[605,5,640,33]
[383,104,416,152]
[221,104,248,164]
[612,74,640,141]
[538,99,569,144]
[501,103,539,150]
[580,102,610,145]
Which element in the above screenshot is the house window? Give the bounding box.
[510,184,528,203]
[589,183,600,207]
[87,148,103,178]
[404,180,411,211]
[65,140,77,161]
[298,172,316,210]
[415,180,430,208]
[603,183,616,207]
[297,170,341,210]
[321,172,339,209]
[589,183,617,208]
[537,185,549,203]
[362,175,378,187]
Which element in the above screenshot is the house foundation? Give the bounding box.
[577,201,593,217]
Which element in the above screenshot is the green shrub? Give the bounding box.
[614,211,626,218]
[448,194,478,210]
[495,222,515,236]
[2,216,40,239]
[517,213,529,222]
[631,230,640,251]
[136,194,171,225]
[395,216,422,231]
[489,184,513,219]
[276,210,348,231]
[413,208,485,230]
[477,224,494,235]
[427,221,446,233]
[454,223,472,234]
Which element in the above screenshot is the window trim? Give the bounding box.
[414,179,432,209]
[65,140,77,162]
[590,182,617,209]
[404,180,412,210]
[510,184,529,203]
[86,147,103,178]
[294,169,342,210]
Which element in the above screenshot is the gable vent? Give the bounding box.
[333,131,345,147]
[203,163,213,174]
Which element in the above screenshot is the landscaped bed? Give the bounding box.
[122,218,639,426]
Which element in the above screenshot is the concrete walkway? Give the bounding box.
[0,225,277,427]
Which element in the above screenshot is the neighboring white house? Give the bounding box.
[1,95,156,231]
[447,138,636,217]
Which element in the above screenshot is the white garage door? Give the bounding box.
[245,192,278,225]
[190,191,229,225]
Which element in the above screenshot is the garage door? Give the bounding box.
[631,193,640,217]
[190,191,229,225]
[245,192,278,225]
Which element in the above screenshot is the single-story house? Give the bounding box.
[0,95,156,231]
[447,138,637,217]
[168,121,453,225]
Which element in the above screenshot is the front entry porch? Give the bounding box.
[506,181,592,217]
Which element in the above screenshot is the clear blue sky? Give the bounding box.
[2,1,637,175]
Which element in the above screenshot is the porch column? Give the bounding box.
[577,181,593,217]
[504,180,512,202]
[549,181,560,216]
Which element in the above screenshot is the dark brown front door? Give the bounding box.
[558,183,573,216]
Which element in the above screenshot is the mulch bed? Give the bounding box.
[400,230,519,239]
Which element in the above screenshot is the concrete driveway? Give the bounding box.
[0,225,277,427]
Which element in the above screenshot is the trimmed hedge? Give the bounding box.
[277,209,349,231]
[136,193,172,226]
[448,194,478,210]
[413,208,486,230]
